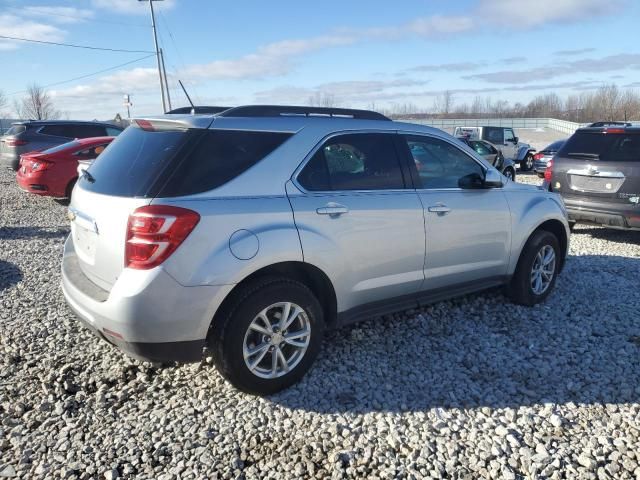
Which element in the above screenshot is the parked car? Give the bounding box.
[16,137,114,198]
[546,124,640,231]
[62,106,570,395]
[0,120,122,171]
[456,138,516,181]
[453,126,536,171]
[533,139,566,178]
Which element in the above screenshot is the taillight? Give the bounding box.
[6,139,28,147]
[125,205,200,270]
[533,152,543,160]
[31,160,53,171]
[544,158,554,183]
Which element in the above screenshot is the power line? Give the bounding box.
[7,54,157,96]
[0,34,155,53]
[5,6,149,28]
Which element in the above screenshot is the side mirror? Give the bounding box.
[458,172,485,189]
[513,136,519,143]
[484,168,504,188]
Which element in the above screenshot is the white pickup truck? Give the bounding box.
[454,126,536,171]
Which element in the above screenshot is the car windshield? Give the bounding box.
[42,140,81,155]
[557,131,640,162]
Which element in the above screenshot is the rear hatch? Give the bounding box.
[69,119,197,290]
[552,128,640,205]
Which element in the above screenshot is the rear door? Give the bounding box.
[553,130,640,206]
[288,132,426,312]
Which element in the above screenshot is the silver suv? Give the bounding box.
[62,106,570,395]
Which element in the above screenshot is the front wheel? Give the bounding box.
[508,230,560,306]
[209,277,324,395]
[520,154,534,171]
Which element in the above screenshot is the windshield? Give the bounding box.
[557,131,640,162]
[42,140,81,155]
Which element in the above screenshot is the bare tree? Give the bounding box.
[0,90,6,113]
[15,84,60,120]
[433,90,454,116]
[308,91,336,108]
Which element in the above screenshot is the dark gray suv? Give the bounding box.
[548,124,640,230]
[0,120,123,170]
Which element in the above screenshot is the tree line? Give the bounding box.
[385,85,640,123]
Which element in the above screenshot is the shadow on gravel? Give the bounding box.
[0,260,22,292]
[270,254,640,413]
[0,226,69,240]
[573,226,640,245]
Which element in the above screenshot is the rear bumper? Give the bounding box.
[564,198,640,230]
[533,159,549,173]
[61,235,234,363]
[1,152,19,170]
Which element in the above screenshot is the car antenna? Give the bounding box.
[178,80,196,114]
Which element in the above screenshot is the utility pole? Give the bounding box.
[123,94,132,119]
[159,48,172,111]
[139,0,166,112]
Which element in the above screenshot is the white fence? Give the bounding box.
[404,117,588,135]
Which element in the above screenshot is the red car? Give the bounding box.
[16,137,114,198]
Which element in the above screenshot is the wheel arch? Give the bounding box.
[208,261,338,341]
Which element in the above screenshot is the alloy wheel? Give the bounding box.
[243,302,311,379]
[530,245,556,295]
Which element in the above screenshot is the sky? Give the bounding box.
[1,0,639,120]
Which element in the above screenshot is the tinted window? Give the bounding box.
[76,143,110,158]
[106,127,122,136]
[542,140,565,153]
[557,132,640,162]
[6,125,26,136]
[405,135,485,189]
[39,125,73,137]
[42,140,81,154]
[159,130,292,197]
[504,129,515,143]
[468,140,492,156]
[298,133,404,191]
[69,124,107,138]
[78,126,186,197]
[483,127,503,144]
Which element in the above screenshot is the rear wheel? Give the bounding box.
[65,177,77,199]
[503,167,515,181]
[520,153,534,171]
[508,230,560,306]
[209,277,324,395]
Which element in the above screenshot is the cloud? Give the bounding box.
[463,54,640,84]
[500,56,526,65]
[554,48,597,56]
[91,0,175,14]
[410,61,487,73]
[51,67,160,100]
[0,14,65,50]
[478,0,624,28]
[21,6,95,24]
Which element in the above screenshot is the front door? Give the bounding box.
[288,132,426,313]
[502,128,518,160]
[400,133,511,290]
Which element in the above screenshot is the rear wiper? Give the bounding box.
[81,170,96,183]
[567,152,600,159]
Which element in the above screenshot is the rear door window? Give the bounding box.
[69,124,107,138]
[483,128,504,144]
[297,133,405,191]
[39,125,73,138]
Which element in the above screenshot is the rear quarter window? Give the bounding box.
[6,125,27,136]
[159,129,292,197]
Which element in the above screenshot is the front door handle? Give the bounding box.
[428,205,451,214]
[316,203,349,216]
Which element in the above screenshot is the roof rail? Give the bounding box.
[219,105,390,121]
[166,106,231,115]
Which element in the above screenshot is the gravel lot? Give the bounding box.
[1,168,640,480]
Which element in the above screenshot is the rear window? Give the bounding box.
[78,126,186,197]
[557,132,640,162]
[78,126,291,197]
[6,125,27,136]
[42,141,81,155]
[159,130,292,197]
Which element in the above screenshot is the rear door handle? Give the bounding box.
[316,203,349,216]
[428,205,451,214]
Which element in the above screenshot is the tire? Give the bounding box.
[65,178,77,199]
[503,167,515,182]
[209,276,324,395]
[508,230,560,306]
[520,153,534,171]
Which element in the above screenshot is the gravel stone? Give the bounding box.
[1,169,639,479]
